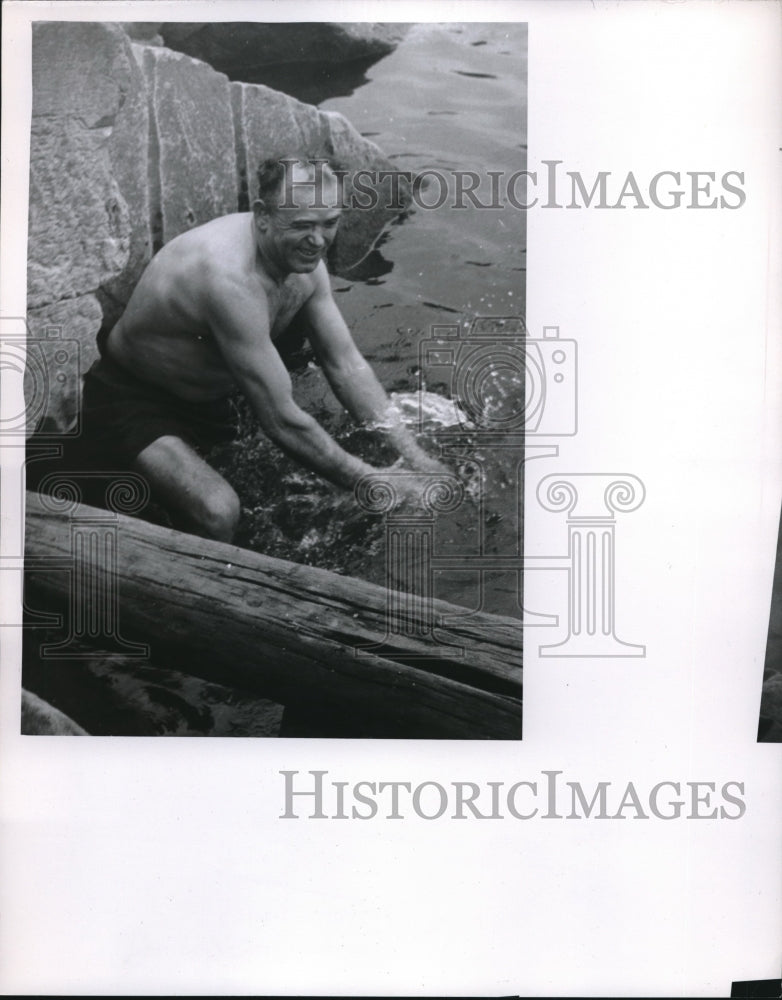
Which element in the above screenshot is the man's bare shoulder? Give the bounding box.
[174,215,265,302]
[150,214,249,284]
[167,212,251,250]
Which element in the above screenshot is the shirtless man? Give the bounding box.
[83,158,445,541]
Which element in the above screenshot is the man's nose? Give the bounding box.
[307,229,326,247]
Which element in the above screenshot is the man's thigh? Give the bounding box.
[133,435,240,540]
[81,356,239,470]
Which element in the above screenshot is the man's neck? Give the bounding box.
[253,219,290,287]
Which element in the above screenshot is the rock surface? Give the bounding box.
[99,40,153,331]
[27,21,409,434]
[28,22,134,310]
[321,110,410,274]
[21,689,88,735]
[119,22,164,46]
[230,81,329,211]
[160,22,408,79]
[25,295,103,433]
[135,44,238,249]
[23,641,283,737]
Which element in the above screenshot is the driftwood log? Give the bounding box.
[24,491,523,738]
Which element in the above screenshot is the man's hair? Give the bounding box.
[256,156,346,211]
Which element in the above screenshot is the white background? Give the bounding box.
[1,1,781,995]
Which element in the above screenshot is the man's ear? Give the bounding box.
[252,199,271,231]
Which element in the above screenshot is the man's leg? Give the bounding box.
[133,435,240,542]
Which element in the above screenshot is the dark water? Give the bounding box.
[325,22,527,319]
[215,22,528,616]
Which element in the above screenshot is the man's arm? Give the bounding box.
[302,264,448,474]
[205,272,380,491]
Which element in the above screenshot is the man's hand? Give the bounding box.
[394,445,450,478]
[205,270,385,492]
[359,461,461,514]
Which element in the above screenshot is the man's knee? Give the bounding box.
[199,485,241,542]
[132,436,240,542]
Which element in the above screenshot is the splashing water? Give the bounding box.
[209,386,491,587]
[387,389,471,431]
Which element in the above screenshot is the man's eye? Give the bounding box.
[325,219,339,229]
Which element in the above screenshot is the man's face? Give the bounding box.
[259,165,342,274]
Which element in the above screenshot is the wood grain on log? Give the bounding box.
[24,491,523,738]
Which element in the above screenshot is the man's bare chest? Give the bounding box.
[268,280,310,339]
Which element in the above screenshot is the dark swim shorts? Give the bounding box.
[81,351,240,468]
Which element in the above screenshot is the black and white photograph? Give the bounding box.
[19,18,527,740]
[1,1,781,996]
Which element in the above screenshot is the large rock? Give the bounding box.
[25,295,103,434]
[230,81,330,210]
[160,22,408,79]
[119,22,164,46]
[320,110,411,275]
[21,690,88,736]
[26,22,409,435]
[28,22,135,310]
[135,45,238,249]
[99,41,153,331]
[23,644,283,737]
